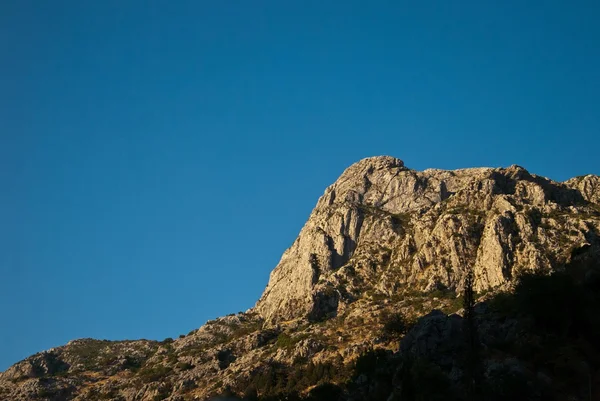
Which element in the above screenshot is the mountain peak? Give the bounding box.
[344,155,405,171]
[256,158,600,323]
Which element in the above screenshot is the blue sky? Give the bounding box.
[1,1,599,370]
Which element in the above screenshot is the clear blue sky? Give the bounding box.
[1,1,599,370]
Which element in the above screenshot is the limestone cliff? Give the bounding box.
[256,156,600,323]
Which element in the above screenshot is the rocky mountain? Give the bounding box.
[257,156,599,322]
[2,156,600,401]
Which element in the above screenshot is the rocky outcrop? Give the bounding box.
[256,157,600,323]
[565,174,600,204]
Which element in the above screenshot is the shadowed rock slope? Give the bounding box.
[2,156,599,401]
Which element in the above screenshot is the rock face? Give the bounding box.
[256,156,600,323]
[1,156,599,401]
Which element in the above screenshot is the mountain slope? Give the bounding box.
[2,156,599,401]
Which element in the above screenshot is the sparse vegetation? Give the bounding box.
[137,364,173,383]
[381,312,409,338]
[275,332,310,350]
[176,361,194,371]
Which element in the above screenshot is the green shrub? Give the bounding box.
[138,364,173,383]
[443,294,464,314]
[381,312,409,338]
[37,388,57,397]
[275,333,293,349]
[176,362,194,371]
[122,355,142,371]
[429,288,456,299]
[354,349,388,378]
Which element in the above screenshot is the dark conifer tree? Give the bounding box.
[463,268,482,401]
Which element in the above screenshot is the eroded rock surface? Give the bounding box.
[256,157,600,323]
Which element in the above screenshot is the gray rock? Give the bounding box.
[257,157,600,323]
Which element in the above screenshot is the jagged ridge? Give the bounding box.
[256,156,600,323]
